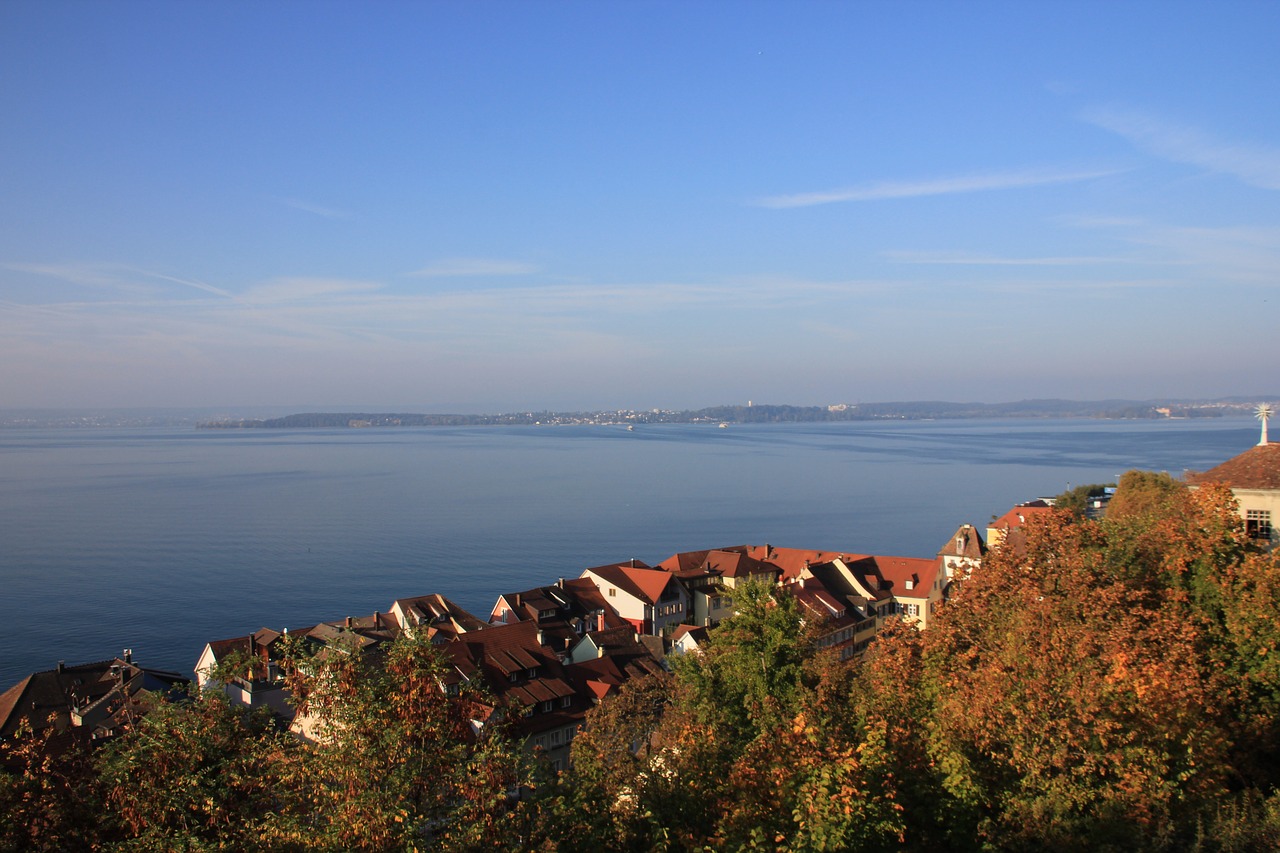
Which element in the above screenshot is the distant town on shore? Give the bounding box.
[1,396,1275,430]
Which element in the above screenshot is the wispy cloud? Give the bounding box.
[408,258,538,278]
[754,167,1120,209]
[241,277,381,305]
[131,269,234,298]
[4,262,234,298]
[1083,107,1280,190]
[883,250,1131,266]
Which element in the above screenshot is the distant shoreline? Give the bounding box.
[1,397,1273,430]
[195,399,1263,430]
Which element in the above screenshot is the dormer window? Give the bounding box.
[526,667,538,679]
[541,700,553,713]
[508,672,519,683]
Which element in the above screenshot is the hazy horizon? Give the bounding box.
[3,2,1278,410]
[2,395,1276,422]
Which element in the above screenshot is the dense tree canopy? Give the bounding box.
[529,474,1280,850]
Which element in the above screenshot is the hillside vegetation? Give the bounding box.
[4,477,1280,851]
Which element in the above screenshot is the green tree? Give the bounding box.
[1105,469,1185,521]
[674,578,811,750]
[1053,482,1113,519]
[271,629,529,852]
[96,689,295,852]
[528,671,712,852]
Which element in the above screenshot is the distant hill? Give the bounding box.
[194,397,1275,429]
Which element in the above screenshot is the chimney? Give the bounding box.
[597,610,605,632]
[123,649,132,664]
[536,629,544,646]
[557,577,564,588]
[373,611,381,629]
[57,660,65,673]
[345,616,352,628]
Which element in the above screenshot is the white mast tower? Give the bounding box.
[1258,403,1274,446]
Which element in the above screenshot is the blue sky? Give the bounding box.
[2,1,1279,411]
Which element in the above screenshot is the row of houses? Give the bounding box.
[189,523,1001,769]
[1,496,1130,769]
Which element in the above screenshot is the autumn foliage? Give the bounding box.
[4,473,1280,850]
[533,476,1280,851]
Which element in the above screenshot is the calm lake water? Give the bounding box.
[0,417,1258,687]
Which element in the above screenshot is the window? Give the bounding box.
[551,730,562,746]
[541,700,553,713]
[609,588,617,597]
[1247,510,1273,541]
[561,695,572,708]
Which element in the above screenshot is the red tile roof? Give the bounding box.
[1186,443,1280,490]
[872,556,942,599]
[392,594,489,636]
[744,545,849,582]
[583,562,676,605]
[937,524,985,559]
[990,501,1056,531]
